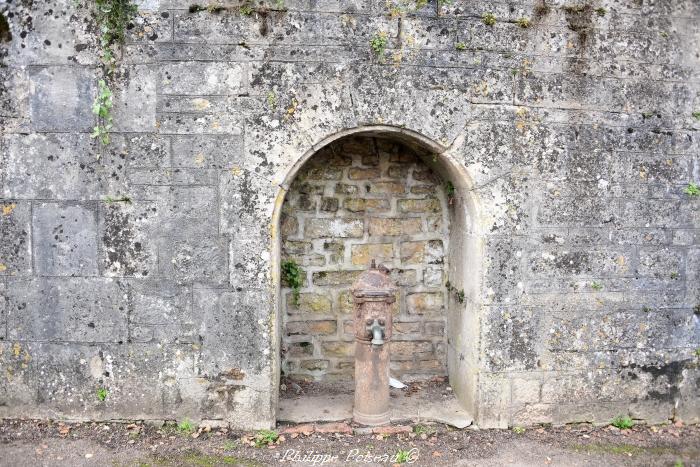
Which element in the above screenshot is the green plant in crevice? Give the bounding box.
[96,387,108,402]
[104,195,132,204]
[92,0,138,146]
[516,17,531,28]
[91,79,114,145]
[595,7,607,16]
[692,111,700,121]
[683,182,700,196]
[482,12,496,26]
[95,0,138,71]
[444,180,456,204]
[445,280,465,303]
[610,415,634,430]
[281,260,303,306]
[239,1,254,15]
[370,31,389,61]
[590,281,603,291]
[455,42,466,51]
[266,90,277,109]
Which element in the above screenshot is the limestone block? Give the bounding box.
[99,201,158,278]
[6,278,128,343]
[33,202,98,277]
[0,202,32,276]
[158,237,228,286]
[29,66,95,131]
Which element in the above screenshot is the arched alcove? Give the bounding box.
[270,126,482,422]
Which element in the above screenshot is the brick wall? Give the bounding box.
[280,136,450,381]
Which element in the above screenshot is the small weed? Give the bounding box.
[516,17,530,28]
[96,387,108,402]
[266,91,277,109]
[370,31,389,60]
[394,449,411,464]
[239,2,254,15]
[222,440,237,450]
[482,12,496,26]
[444,180,455,198]
[670,271,679,279]
[660,31,668,38]
[683,182,700,196]
[694,348,700,357]
[511,69,518,76]
[456,289,465,303]
[104,195,132,204]
[413,424,436,436]
[513,426,526,434]
[455,42,466,51]
[254,429,279,447]
[177,419,196,434]
[91,79,114,146]
[642,306,651,313]
[692,111,700,121]
[281,260,303,306]
[590,281,603,291]
[595,7,607,16]
[611,415,634,430]
[674,460,685,467]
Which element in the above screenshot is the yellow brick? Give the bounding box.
[348,167,380,180]
[368,217,422,236]
[287,293,332,314]
[344,198,389,212]
[400,241,424,264]
[351,243,393,266]
[398,198,441,213]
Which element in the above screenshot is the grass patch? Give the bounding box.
[253,429,279,448]
[610,415,634,430]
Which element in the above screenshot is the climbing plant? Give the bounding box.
[91,0,138,146]
[281,260,304,306]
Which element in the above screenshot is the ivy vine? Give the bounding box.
[92,0,138,146]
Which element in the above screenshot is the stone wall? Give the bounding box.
[0,0,698,429]
[280,136,449,381]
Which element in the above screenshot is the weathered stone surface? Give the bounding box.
[33,202,98,277]
[369,217,422,236]
[2,0,698,431]
[0,202,32,276]
[350,243,393,266]
[6,278,128,342]
[3,134,126,200]
[29,67,95,131]
[305,218,364,238]
[158,237,228,286]
[99,201,158,278]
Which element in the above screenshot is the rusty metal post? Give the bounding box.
[351,260,397,426]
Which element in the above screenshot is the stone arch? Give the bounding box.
[270,125,483,420]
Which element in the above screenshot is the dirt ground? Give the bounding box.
[0,418,698,467]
